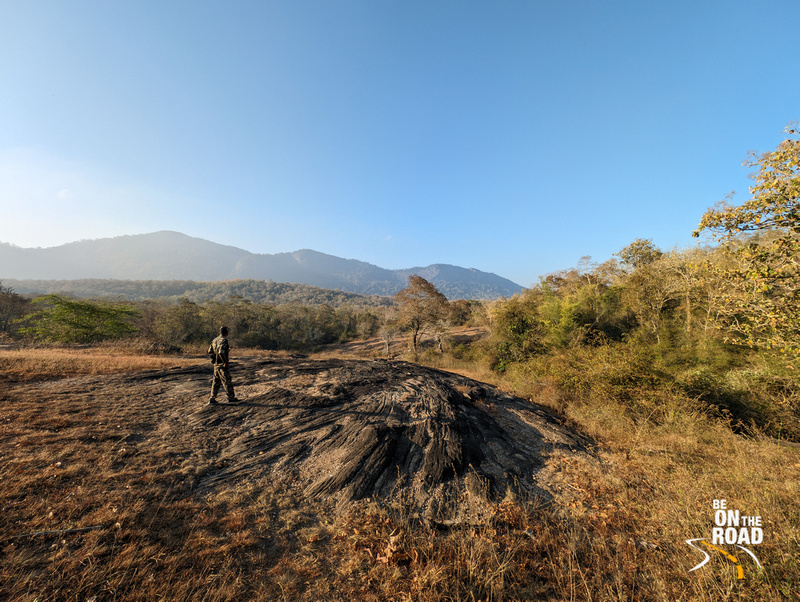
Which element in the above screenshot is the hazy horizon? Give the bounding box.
[0,230,525,284]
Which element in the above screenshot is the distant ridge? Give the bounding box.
[0,231,524,300]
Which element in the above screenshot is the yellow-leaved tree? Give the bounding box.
[693,124,800,351]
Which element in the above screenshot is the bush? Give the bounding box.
[20,295,139,344]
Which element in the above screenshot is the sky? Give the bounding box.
[1,1,798,287]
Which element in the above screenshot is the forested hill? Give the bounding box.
[0,231,524,300]
[3,278,394,308]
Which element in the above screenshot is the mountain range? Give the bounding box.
[0,231,524,299]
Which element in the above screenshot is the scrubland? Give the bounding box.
[4,126,799,599]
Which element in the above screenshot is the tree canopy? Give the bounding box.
[694,124,800,351]
[694,124,800,238]
[394,275,449,353]
[20,295,140,344]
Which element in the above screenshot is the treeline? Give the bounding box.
[480,238,799,442]
[0,278,395,351]
[0,293,382,351]
[3,278,393,308]
[0,278,481,352]
[490,125,800,363]
[488,241,738,369]
[482,125,800,441]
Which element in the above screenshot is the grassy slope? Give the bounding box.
[1,344,798,601]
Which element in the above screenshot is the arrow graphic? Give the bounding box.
[685,538,711,572]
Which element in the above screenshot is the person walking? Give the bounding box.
[208,326,239,405]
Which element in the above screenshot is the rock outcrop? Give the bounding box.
[184,357,589,519]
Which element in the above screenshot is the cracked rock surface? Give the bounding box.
[10,355,592,521]
[190,357,590,516]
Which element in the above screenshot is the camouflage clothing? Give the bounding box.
[208,334,236,402]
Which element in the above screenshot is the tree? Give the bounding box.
[535,261,627,346]
[658,248,709,336]
[449,299,474,326]
[620,259,677,344]
[489,292,546,369]
[154,298,208,346]
[694,124,800,237]
[0,281,29,336]
[693,124,800,351]
[614,239,663,272]
[394,275,449,353]
[20,295,139,344]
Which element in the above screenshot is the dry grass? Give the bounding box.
[0,346,204,383]
[2,342,799,600]
[477,346,800,600]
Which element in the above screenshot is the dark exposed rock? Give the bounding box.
[9,354,590,523]
[181,357,590,519]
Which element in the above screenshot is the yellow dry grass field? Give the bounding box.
[1,345,798,601]
[0,346,204,383]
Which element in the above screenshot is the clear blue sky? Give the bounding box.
[1,1,797,287]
